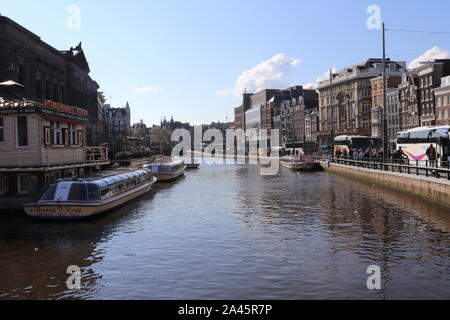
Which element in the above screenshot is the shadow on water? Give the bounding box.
[0,189,157,300]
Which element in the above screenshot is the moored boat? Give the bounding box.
[280,156,323,171]
[186,163,200,169]
[185,159,200,169]
[145,158,186,182]
[24,168,156,219]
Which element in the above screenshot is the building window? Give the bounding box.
[0,175,5,195]
[17,116,28,147]
[69,124,77,145]
[35,77,42,99]
[17,173,30,195]
[18,64,25,85]
[0,117,3,143]
[50,121,62,145]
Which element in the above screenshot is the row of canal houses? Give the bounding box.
[234,58,450,154]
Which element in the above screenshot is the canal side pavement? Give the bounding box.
[321,161,450,209]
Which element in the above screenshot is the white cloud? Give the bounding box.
[303,82,316,89]
[134,85,161,93]
[217,53,301,97]
[315,67,338,86]
[408,47,450,69]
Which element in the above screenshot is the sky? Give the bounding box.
[2,0,450,126]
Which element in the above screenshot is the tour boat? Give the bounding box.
[24,168,156,219]
[145,158,186,182]
[185,159,200,169]
[280,156,324,172]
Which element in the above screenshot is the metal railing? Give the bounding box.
[313,155,450,180]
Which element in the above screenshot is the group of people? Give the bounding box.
[392,144,439,166]
[335,144,442,167]
[335,147,384,161]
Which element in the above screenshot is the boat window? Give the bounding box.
[68,183,88,201]
[100,189,108,199]
[159,166,172,174]
[40,184,57,201]
[87,183,100,201]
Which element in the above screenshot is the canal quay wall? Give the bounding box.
[322,162,450,209]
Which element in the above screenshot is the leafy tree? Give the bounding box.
[150,126,172,155]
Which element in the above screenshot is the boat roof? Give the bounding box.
[150,159,184,167]
[54,168,152,188]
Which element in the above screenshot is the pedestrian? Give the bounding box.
[426,144,438,168]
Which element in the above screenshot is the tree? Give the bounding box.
[150,126,172,155]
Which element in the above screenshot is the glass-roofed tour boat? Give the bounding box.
[143,157,186,182]
[24,168,157,219]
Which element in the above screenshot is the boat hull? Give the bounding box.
[24,180,156,219]
[280,161,323,171]
[153,165,186,182]
[186,163,200,169]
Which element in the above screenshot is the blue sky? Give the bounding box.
[2,0,450,126]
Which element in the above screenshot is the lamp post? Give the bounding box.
[329,69,335,155]
[382,22,388,164]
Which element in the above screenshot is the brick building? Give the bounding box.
[386,88,400,152]
[317,59,406,147]
[433,75,450,125]
[398,72,420,130]
[104,103,131,154]
[416,59,450,126]
[370,75,402,137]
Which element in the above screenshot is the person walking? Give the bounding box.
[426,144,438,168]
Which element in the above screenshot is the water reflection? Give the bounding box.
[0,162,449,300]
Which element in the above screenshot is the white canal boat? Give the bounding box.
[280,156,324,172]
[24,168,156,219]
[144,158,186,182]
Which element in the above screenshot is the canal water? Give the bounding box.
[1,161,450,300]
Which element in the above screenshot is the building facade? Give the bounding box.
[234,105,245,131]
[0,15,103,146]
[305,108,319,144]
[386,88,400,152]
[416,59,450,126]
[433,76,450,126]
[104,103,131,154]
[317,59,406,147]
[398,72,420,130]
[132,119,147,138]
[0,82,109,209]
[370,75,402,137]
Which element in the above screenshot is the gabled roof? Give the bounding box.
[62,42,91,73]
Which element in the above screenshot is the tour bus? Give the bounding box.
[396,126,450,167]
[334,135,382,156]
